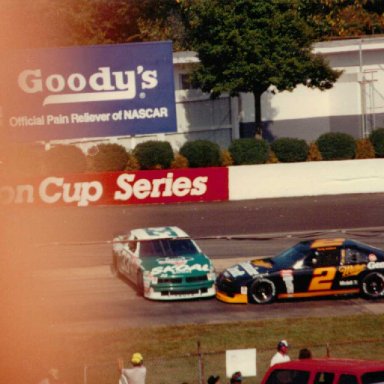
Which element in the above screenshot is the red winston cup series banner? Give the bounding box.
[1,167,229,206]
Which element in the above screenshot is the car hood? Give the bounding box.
[223,258,275,279]
[141,253,212,277]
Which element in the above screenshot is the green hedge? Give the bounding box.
[43,145,87,175]
[316,132,356,160]
[22,129,382,177]
[133,140,174,170]
[271,138,309,163]
[228,138,269,165]
[369,128,384,158]
[179,140,221,168]
[87,143,128,172]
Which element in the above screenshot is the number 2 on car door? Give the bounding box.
[309,267,337,291]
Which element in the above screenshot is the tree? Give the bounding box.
[299,0,384,38]
[179,0,341,137]
[0,0,189,49]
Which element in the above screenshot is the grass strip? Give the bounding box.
[35,313,384,384]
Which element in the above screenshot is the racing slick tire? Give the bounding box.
[136,271,144,297]
[361,272,384,299]
[249,278,276,304]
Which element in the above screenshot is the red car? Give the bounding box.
[261,358,384,384]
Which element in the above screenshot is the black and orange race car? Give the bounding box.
[216,238,384,304]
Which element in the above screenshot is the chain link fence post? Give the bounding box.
[198,340,205,384]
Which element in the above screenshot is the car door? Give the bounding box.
[291,247,341,296]
[337,246,368,291]
[120,235,137,280]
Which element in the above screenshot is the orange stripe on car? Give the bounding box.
[311,238,345,248]
[278,288,359,299]
[216,290,248,304]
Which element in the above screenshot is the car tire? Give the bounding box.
[249,278,276,304]
[361,272,384,299]
[136,271,144,297]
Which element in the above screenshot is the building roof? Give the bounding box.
[313,36,384,54]
[173,36,384,64]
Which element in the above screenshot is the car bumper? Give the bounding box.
[216,289,248,304]
[144,285,216,301]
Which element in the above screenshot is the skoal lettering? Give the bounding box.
[114,173,208,201]
[151,264,209,276]
[17,66,158,105]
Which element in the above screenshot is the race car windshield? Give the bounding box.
[140,239,199,258]
[272,242,311,268]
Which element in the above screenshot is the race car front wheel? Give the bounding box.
[249,278,276,304]
[361,272,384,299]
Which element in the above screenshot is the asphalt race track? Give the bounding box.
[3,193,384,333]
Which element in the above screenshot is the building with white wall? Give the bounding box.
[50,36,384,153]
[248,36,384,142]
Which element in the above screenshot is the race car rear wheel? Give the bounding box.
[136,271,144,297]
[249,278,276,304]
[361,272,384,299]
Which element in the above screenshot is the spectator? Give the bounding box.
[270,340,291,367]
[208,375,221,384]
[118,353,146,384]
[38,368,66,384]
[230,371,242,384]
[298,348,312,359]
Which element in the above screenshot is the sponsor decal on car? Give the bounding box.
[339,264,366,278]
[157,257,193,266]
[240,286,248,295]
[368,261,384,270]
[311,239,344,248]
[280,270,294,294]
[151,263,210,276]
[251,259,273,268]
[226,265,246,278]
[238,262,260,276]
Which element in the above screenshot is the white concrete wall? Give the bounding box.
[228,159,384,200]
[239,38,384,136]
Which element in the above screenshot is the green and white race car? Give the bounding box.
[112,226,216,300]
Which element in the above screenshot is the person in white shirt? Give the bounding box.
[118,352,147,384]
[270,340,291,367]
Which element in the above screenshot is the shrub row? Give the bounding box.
[5,128,384,177]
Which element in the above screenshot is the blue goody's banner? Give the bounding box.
[2,41,177,141]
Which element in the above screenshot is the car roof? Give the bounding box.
[130,226,190,240]
[272,358,384,373]
[309,239,346,249]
